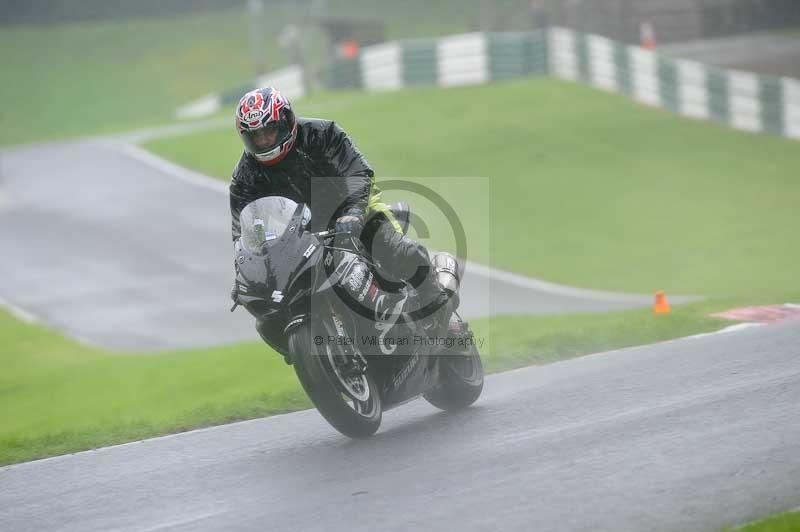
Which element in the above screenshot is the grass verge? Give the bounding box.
[0,300,733,466]
[144,78,800,301]
[0,0,511,146]
[729,511,800,532]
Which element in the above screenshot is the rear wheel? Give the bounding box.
[424,341,484,412]
[288,322,381,438]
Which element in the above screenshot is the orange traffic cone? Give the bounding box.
[654,290,671,315]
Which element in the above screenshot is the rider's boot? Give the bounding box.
[415,253,461,351]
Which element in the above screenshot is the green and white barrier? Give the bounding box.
[329,30,549,92]
[546,26,799,140]
[783,78,800,138]
[437,33,490,87]
[360,41,403,91]
[177,27,800,142]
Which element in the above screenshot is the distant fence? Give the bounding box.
[177,28,800,141]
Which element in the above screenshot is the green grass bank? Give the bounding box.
[146,78,800,301]
[0,0,520,146]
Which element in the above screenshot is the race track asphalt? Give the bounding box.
[661,33,800,78]
[1,320,798,532]
[0,140,688,351]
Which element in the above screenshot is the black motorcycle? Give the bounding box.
[231,196,483,437]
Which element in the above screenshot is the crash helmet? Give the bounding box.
[235,87,297,165]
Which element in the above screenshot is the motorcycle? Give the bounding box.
[231,196,483,437]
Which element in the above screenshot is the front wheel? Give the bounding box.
[288,323,381,438]
[424,341,484,412]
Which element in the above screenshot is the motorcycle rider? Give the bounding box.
[229,87,458,340]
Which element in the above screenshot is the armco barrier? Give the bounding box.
[177,28,800,141]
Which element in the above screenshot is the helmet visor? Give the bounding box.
[239,107,295,158]
[240,122,286,155]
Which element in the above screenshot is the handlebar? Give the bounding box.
[313,229,367,256]
[313,229,356,239]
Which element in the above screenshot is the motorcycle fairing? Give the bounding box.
[236,206,320,320]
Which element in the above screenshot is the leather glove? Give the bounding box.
[335,208,365,237]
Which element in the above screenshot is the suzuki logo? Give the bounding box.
[271,290,284,303]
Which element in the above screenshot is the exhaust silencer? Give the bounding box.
[433,252,460,294]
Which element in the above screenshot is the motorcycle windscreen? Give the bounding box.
[240,196,311,255]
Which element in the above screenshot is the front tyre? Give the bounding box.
[424,342,484,412]
[288,323,381,438]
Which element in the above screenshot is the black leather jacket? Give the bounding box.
[229,118,376,240]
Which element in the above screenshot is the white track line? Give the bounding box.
[680,321,765,341]
[0,296,101,347]
[464,261,680,303]
[111,142,228,194]
[0,296,40,324]
[108,117,229,144]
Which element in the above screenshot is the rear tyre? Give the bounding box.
[424,342,484,412]
[289,323,381,438]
